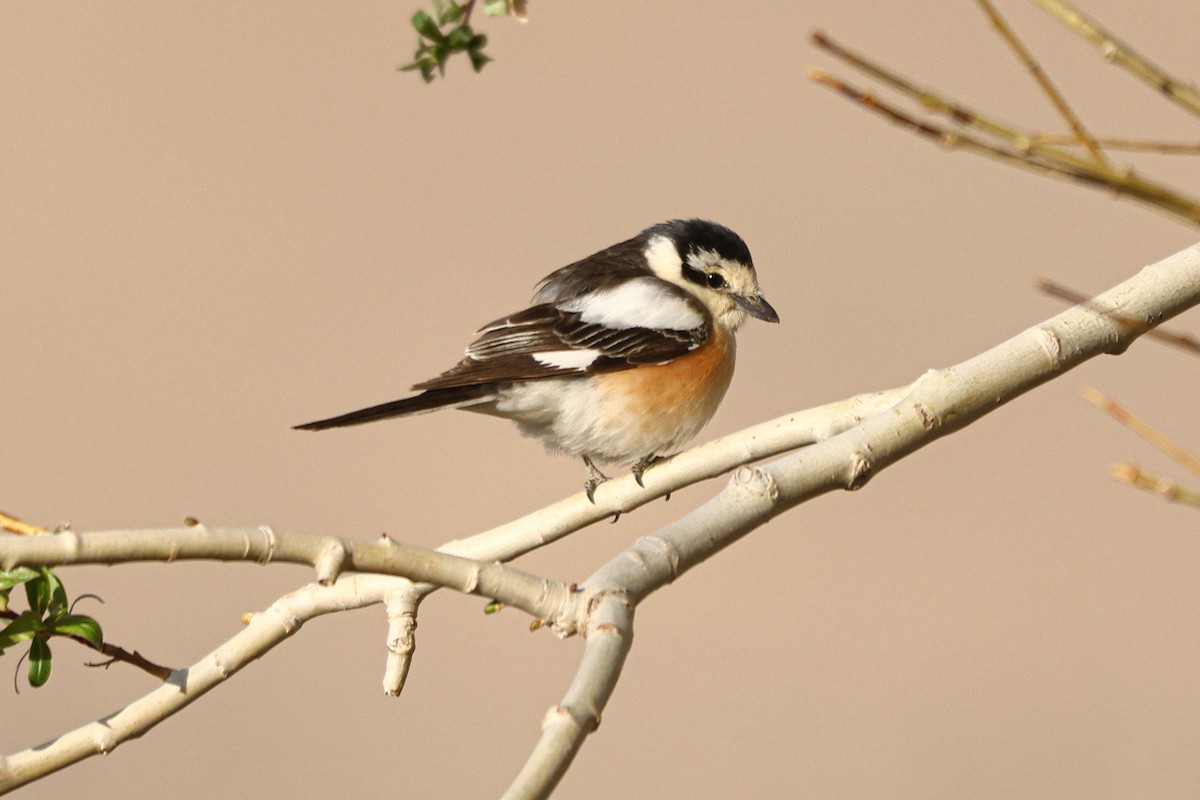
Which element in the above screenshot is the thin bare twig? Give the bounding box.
[810,23,1200,229]
[0,511,46,537]
[85,643,174,682]
[1082,387,1200,479]
[807,68,1200,227]
[810,30,1087,166]
[1110,463,1200,509]
[1029,0,1200,119]
[975,0,1109,167]
[1030,134,1200,155]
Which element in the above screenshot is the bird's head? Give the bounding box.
[641,219,779,331]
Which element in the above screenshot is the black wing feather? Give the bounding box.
[413,301,708,392]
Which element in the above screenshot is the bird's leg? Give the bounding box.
[582,455,610,504]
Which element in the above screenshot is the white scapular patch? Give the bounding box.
[532,349,601,370]
[561,277,703,331]
[643,235,683,280]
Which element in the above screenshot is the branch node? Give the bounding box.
[314,540,348,585]
[256,525,277,565]
[731,466,779,502]
[847,450,874,491]
[543,703,599,733]
[1035,326,1063,363]
[462,566,481,595]
[92,728,118,756]
[914,402,939,431]
[382,586,420,696]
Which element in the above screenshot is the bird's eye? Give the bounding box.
[705,272,727,289]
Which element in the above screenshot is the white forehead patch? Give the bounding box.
[644,235,683,280]
[533,349,601,370]
[561,277,703,331]
[686,247,722,270]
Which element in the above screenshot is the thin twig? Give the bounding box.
[808,67,1200,228]
[810,28,1200,228]
[1029,0,1200,119]
[85,642,174,682]
[460,0,477,25]
[1110,463,1200,509]
[810,30,1086,166]
[0,511,47,537]
[1082,387,1200,479]
[1035,277,1200,356]
[975,0,1109,167]
[1030,134,1200,155]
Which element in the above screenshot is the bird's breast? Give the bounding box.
[585,324,737,460]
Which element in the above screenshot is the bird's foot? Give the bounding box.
[582,456,610,504]
[631,454,668,488]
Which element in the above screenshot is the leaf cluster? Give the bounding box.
[399,1,491,83]
[0,567,103,688]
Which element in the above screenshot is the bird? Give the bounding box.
[294,219,779,502]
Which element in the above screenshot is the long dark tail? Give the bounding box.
[293,385,493,431]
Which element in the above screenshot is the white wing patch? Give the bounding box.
[560,277,703,331]
[532,349,601,370]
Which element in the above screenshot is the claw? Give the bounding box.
[582,456,609,504]
[631,454,665,488]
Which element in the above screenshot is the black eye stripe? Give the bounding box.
[682,262,729,291]
[681,263,707,286]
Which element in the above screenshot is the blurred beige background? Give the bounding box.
[4,1,1200,797]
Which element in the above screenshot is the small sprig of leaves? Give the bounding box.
[399,0,492,83]
[0,567,103,688]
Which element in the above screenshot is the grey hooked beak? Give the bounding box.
[735,292,780,323]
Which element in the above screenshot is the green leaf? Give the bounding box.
[468,33,488,50]
[411,9,443,41]
[0,567,39,593]
[468,48,492,73]
[26,574,50,616]
[438,2,465,25]
[43,568,68,618]
[483,0,510,15]
[0,611,43,651]
[446,24,474,49]
[28,637,52,688]
[53,614,104,649]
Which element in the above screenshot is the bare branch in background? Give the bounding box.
[1082,387,1200,479]
[1028,0,1200,118]
[810,1,1200,229]
[1110,463,1200,509]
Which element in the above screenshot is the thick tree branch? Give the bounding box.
[508,241,1200,797]
[0,527,571,625]
[371,387,908,692]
